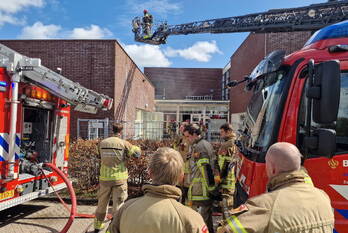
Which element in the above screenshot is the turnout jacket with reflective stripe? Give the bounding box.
[217,135,237,191]
[188,137,216,202]
[219,170,334,233]
[98,136,139,185]
[173,135,192,187]
[110,184,208,233]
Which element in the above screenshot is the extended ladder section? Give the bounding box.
[0,44,113,114]
[133,0,348,45]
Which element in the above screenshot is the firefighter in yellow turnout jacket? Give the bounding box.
[173,122,191,204]
[185,124,216,233]
[216,123,237,214]
[108,147,208,233]
[94,123,141,233]
[217,142,334,233]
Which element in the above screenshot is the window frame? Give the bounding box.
[297,68,348,157]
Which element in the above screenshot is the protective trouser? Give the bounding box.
[94,183,128,230]
[192,203,214,233]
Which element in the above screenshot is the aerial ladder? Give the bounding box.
[0,42,113,181]
[0,44,113,114]
[132,0,348,45]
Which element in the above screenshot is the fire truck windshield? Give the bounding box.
[240,65,290,161]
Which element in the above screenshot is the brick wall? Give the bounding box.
[265,31,312,54]
[114,42,155,123]
[0,40,155,138]
[229,31,312,114]
[144,67,223,100]
[229,33,266,113]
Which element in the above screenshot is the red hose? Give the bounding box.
[42,163,113,233]
[44,163,77,233]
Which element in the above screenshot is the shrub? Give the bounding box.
[68,138,222,198]
[68,138,174,198]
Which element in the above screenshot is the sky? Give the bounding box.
[0,0,325,69]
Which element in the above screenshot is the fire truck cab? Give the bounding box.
[235,20,348,232]
[0,44,113,211]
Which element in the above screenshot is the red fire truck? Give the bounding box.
[0,44,113,211]
[233,21,348,232]
[132,1,348,231]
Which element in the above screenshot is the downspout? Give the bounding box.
[7,72,20,179]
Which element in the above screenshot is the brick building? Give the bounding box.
[229,31,312,129]
[144,67,222,100]
[144,67,228,140]
[0,40,155,138]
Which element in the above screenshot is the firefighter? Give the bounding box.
[186,123,216,233]
[108,147,208,233]
[216,123,237,217]
[94,123,141,233]
[173,121,191,204]
[142,9,153,39]
[217,142,334,233]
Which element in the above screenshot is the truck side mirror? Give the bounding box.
[304,128,336,158]
[306,60,340,124]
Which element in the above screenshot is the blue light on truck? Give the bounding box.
[0,81,7,87]
[305,20,348,46]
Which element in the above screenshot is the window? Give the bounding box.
[298,71,348,155]
[240,66,290,158]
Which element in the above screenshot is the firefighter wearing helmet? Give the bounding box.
[94,123,141,233]
[142,9,153,39]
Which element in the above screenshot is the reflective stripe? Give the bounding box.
[99,164,128,181]
[218,155,232,170]
[188,177,210,201]
[226,216,247,233]
[188,157,212,201]
[222,170,236,189]
[219,155,236,191]
[197,158,209,167]
[94,218,105,230]
[304,176,314,186]
[222,184,235,189]
[198,159,215,192]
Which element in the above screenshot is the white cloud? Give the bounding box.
[68,25,113,39]
[18,22,113,39]
[18,21,61,39]
[0,12,20,26]
[123,44,171,67]
[0,0,44,14]
[128,0,181,16]
[164,41,222,62]
[0,0,44,27]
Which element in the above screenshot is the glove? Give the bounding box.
[130,146,141,158]
[209,187,222,201]
[133,151,141,158]
[214,175,221,184]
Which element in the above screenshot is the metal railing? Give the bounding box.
[77,118,222,142]
[185,95,213,100]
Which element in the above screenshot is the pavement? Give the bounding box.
[0,199,110,233]
[0,199,222,233]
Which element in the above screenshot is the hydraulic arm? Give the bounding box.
[132,0,348,45]
[0,44,113,114]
